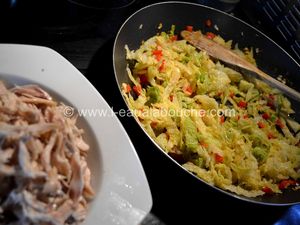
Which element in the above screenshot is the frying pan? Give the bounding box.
[113,1,300,205]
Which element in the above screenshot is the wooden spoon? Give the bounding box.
[181,30,300,101]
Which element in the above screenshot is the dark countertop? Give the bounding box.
[0,0,295,224]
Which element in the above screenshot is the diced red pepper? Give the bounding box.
[152,49,163,61]
[186,25,193,32]
[139,74,148,85]
[186,86,193,94]
[267,133,275,139]
[123,84,131,93]
[278,179,297,190]
[184,85,193,95]
[267,101,274,108]
[237,115,240,120]
[133,85,142,96]
[200,141,208,148]
[262,186,273,195]
[215,153,224,163]
[217,91,223,97]
[159,59,166,72]
[206,32,216,39]
[238,101,247,108]
[229,91,235,98]
[169,95,174,102]
[276,118,285,129]
[205,19,212,27]
[257,121,265,129]
[243,114,249,119]
[267,95,275,108]
[170,35,178,42]
[262,112,270,120]
[150,121,158,128]
[220,116,225,124]
[269,94,275,100]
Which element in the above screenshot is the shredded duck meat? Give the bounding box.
[0,81,94,224]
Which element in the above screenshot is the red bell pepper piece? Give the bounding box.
[159,60,166,72]
[262,186,273,195]
[262,112,270,120]
[269,94,275,100]
[133,85,142,96]
[276,118,285,129]
[199,141,208,148]
[150,121,158,128]
[215,153,224,163]
[206,32,216,39]
[123,84,131,93]
[220,116,225,124]
[183,85,193,95]
[257,121,265,129]
[152,49,163,61]
[186,25,193,32]
[170,35,178,42]
[267,133,275,139]
[238,100,247,108]
[278,179,297,190]
[139,74,148,85]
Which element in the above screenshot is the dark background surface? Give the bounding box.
[0,0,298,224]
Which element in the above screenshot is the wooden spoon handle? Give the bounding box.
[181,30,300,101]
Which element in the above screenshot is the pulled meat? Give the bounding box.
[0,81,94,224]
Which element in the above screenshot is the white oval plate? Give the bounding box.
[0,44,152,225]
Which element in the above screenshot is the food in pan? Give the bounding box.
[0,81,94,224]
[122,27,300,197]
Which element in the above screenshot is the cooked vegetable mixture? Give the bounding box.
[122,28,300,197]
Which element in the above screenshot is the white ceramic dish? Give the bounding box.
[0,44,152,225]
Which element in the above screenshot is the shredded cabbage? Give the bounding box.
[122,29,300,197]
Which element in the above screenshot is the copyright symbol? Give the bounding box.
[63,106,74,118]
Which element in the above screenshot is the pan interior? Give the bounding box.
[113,2,300,205]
